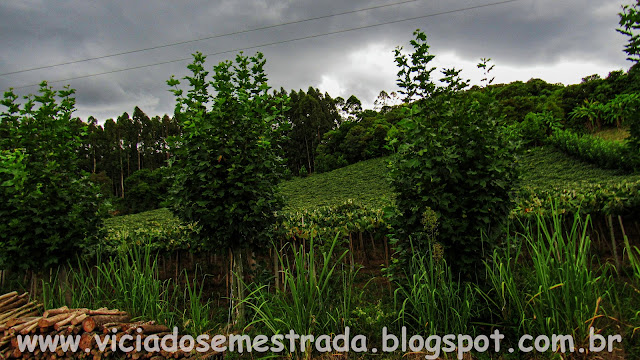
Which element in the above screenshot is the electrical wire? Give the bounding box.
[9,0,520,90]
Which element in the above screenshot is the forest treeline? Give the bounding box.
[78,62,640,214]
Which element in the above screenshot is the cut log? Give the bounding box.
[0,297,28,315]
[53,312,82,330]
[82,315,131,333]
[42,306,69,318]
[38,313,75,329]
[0,292,17,302]
[71,313,88,326]
[0,301,41,324]
[132,324,170,335]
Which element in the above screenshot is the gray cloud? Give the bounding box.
[0,0,634,121]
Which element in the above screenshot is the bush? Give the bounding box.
[517,111,563,147]
[297,165,308,177]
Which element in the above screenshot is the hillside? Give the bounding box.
[280,157,393,211]
[106,145,640,232]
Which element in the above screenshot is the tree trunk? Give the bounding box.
[230,248,245,328]
[304,134,312,174]
[119,152,125,199]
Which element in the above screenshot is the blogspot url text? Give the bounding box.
[17,327,621,359]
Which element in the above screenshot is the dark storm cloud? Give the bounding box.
[0,0,633,120]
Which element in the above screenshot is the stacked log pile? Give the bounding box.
[0,292,220,360]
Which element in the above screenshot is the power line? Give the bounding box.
[0,0,424,77]
[10,0,520,90]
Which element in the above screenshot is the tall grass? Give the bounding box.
[481,232,527,333]
[483,209,612,342]
[394,242,477,336]
[181,267,216,336]
[242,235,359,354]
[42,245,215,334]
[624,231,640,334]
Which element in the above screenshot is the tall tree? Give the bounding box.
[167,52,288,326]
[0,82,103,273]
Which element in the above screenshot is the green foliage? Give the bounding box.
[569,99,605,132]
[279,87,341,175]
[519,146,640,191]
[482,211,612,342]
[242,236,358,354]
[275,200,386,247]
[517,111,562,146]
[0,82,104,272]
[42,245,180,328]
[314,108,403,173]
[297,165,308,177]
[516,147,640,217]
[618,0,640,63]
[390,30,518,274]
[102,208,199,254]
[549,129,637,171]
[122,167,172,214]
[394,243,477,336]
[167,51,288,252]
[42,245,215,336]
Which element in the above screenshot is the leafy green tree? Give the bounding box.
[0,82,104,273]
[618,0,640,63]
[389,30,518,275]
[123,167,171,214]
[167,52,288,326]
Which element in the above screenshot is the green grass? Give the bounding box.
[280,157,393,211]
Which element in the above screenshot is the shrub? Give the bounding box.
[298,165,308,177]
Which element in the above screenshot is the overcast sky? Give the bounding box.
[0,0,634,121]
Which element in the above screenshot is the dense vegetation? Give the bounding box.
[1,1,640,359]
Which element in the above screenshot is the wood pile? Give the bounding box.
[0,292,220,360]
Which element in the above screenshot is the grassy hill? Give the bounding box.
[280,157,393,211]
[106,145,640,231]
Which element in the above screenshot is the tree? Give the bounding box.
[167,52,288,326]
[0,82,103,275]
[618,0,640,63]
[389,30,518,276]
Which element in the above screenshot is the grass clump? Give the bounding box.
[242,235,360,356]
[394,243,477,337]
[41,244,215,337]
[482,209,613,344]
